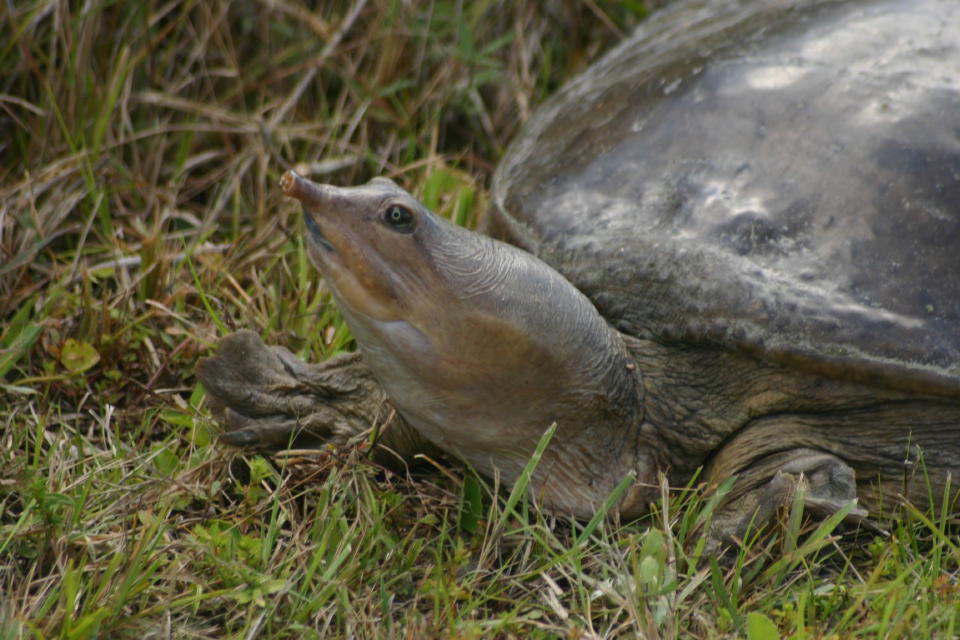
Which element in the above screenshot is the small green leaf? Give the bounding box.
[640,529,667,563]
[161,409,193,428]
[248,457,275,484]
[0,384,37,394]
[746,611,780,640]
[90,266,117,280]
[261,578,287,595]
[60,338,100,373]
[638,555,660,587]
[459,473,484,534]
[0,320,42,377]
[152,445,179,474]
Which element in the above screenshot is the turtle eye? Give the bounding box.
[384,204,415,232]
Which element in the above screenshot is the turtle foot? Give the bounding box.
[196,330,426,461]
[708,450,878,555]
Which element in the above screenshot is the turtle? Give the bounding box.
[198,0,960,543]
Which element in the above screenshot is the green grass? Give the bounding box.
[1,0,958,637]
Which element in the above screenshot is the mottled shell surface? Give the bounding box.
[489,0,960,395]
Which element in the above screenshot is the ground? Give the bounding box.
[1,1,958,637]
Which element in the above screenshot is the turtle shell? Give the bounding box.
[489,0,960,396]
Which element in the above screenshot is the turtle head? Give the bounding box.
[281,171,437,323]
[282,170,655,518]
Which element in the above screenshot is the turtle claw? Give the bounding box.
[219,428,260,447]
[198,330,438,463]
[197,330,394,453]
[707,450,877,555]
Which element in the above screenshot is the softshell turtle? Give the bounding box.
[199,0,960,541]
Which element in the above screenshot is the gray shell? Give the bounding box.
[489,0,960,396]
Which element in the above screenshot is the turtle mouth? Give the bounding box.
[304,210,335,252]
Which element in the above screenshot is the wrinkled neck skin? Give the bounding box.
[282,171,660,518]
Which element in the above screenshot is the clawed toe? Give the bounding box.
[219,428,261,447]
[196,330,422,459]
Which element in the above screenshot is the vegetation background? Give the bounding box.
[1,0,957,637]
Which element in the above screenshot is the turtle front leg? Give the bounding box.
[707,449,871,548]
[196,330,434,463]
